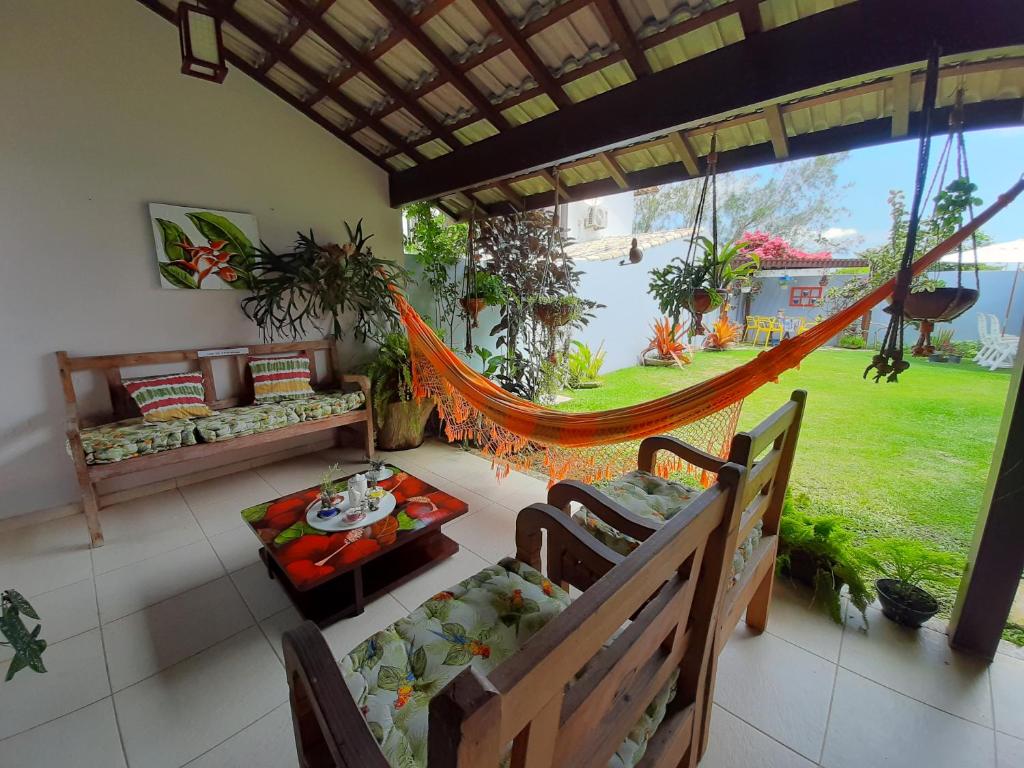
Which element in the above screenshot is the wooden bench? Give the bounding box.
[283,460,749,768]
[58,340,373,548]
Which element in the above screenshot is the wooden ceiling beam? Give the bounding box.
[666,131,700,176]
[639,0,760,51]
[891,70,912,137]
[390,0,1024,205]
[592,0,651,78]
[277,0,456,147]
[203,0,415,154]
[412,0,460,25]
[596,151,629,188]
[368,0,512,128]
[470,0,572,108]
[762,103,789,159]
[133,0,389,169]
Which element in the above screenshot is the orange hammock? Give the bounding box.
[395,179,1023,485]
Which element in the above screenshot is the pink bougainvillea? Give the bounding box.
[739,231,831,262]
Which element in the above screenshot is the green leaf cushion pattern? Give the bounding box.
[341,557,679,768]
[281,391,365,422]
[74,418,198,464]
[192,404,297,442]
[575,471,763,584]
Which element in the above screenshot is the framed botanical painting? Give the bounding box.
[149,203,259,289]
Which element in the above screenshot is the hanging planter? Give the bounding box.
[901,287,979,323]
[460,297,486,327]
[460,272,507,329]
[532,296,581,329]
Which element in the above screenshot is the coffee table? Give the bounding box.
[240,465,468,627]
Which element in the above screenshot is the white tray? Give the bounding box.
[305,491,396,532]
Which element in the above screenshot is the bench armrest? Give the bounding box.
[515,502,624,592]
[637,435,725,474]
[282,622,390,768]
[548,479,659,542]
[341,373,371,399]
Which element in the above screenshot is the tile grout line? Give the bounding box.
[816,598,847,766]
[988,664,999,766]
[714,701,820,766]
[179,701,289,767]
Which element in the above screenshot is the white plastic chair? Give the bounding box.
[981,314,1019,371]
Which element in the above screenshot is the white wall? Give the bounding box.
[565,194,634,243]
[0,0,403,519]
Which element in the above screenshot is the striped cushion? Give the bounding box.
[249,355,315,402]
[124,373,214,422]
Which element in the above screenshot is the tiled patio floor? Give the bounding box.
[1,439,1022,767]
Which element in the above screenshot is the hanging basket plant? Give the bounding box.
[460,272,507,328]
[532,295,582,329]
[898,286,979,323]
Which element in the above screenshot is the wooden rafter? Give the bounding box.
[390,0,1024,205]
[666,131,700,176]
[368,0,512,129]
[762,103,789,159]
[203,0,414,154]
[134,0,390,169]
[592,0,651,77]
[257,0,333,74]
[278,0,456,148]
[891,70,912,137]
[470,0,571,108]
[596,151,629,188]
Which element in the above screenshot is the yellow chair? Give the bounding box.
[742,315,762,343]
[752,317,778,348]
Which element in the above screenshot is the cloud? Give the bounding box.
[822,227,858,240]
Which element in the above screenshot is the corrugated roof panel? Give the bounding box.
[501,93,558,125]
[352,127,394,155]
[760,0,856,31]
[687,119,767,153]
[266,63,315,100]
[467,49,533,102]
[645,15,743,72]
[508,176,552,195]
[313,99,357,130]
[381,108,429,140]
[323,0,392,51]
[561,160,609,186]
[614,141,678,172]
[387,153,418,171]
[377,39,439,91]
[440,193,472,212]
[421,0,492,60]
[940,67,1024,106]
[416,138,454,159]
[472,187,507,205]
[339,73,392,112]
[235,0,290,37]
[619,0,732,40]
[563,60,636,103]
[531,7,616,78]
[420,82,477,123]
[291,32,347,78]
[454,119,500,145]
[222,25,265,67]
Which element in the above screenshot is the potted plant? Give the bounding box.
[461,272,506,328]
[1,589,46,680]
[567,340,606,389]
[641,317,691,367]
[839,334,867,350]
[703,317,740,351]
[532,294,583,329]
[777,492,872,624]
[933,328,960,363]
[364,333,435,450]
[648,237,759,334]
[862,539,963,628]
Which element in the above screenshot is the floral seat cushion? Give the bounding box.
[192,403,297,443]
[341,558,677,768]
[281,390,365,422]
[576,470,763,584]
[75,417,197,465]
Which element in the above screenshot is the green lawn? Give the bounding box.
[555,347,1011,561]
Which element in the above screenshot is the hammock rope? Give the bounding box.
[395,176,1024,484]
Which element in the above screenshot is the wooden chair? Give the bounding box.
[282,462,750,768]
[547,391,805,753]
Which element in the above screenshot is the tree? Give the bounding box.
[633,154,851,250]
[403,202,467,346]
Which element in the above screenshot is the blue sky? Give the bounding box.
[791,125,1023,250]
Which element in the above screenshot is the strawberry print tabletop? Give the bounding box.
[241,467,468,591]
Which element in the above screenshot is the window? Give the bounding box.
[789,285,822,307]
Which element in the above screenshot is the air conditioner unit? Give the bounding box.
[584,205,608,230]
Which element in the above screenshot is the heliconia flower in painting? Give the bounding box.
[149,203,259,290]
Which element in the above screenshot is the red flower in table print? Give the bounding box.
[169,239,239,286]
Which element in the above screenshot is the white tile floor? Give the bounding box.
[1,439,1022,768]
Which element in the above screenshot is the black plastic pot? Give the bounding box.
[928,353,948,363]
[947,354,962,364]
[875,578,938,628]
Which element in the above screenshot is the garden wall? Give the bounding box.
[0,0,403,521]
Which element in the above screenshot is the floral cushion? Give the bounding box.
[341,558,676,768]
[75,417,197,465]
[192,403,297,443]
[281,390,365,422]
[576,470,763,584]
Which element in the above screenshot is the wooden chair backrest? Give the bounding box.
[428,464,748,768]
[57,341,337,426]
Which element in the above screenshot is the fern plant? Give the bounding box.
[364,332,415,429]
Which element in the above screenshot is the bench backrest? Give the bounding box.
[430,464,747,768]
[57,341,338,426]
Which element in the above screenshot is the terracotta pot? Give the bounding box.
[691,289,727,314]
[460,297,487,328]
[377,399,435,451]
[534,303,574,328]
[900,287,979,323]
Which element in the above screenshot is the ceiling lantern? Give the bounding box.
[177,3,227,83]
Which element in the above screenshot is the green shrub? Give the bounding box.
[952,340,979,359]
[567,340,606,388]
[839,334,866,349]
